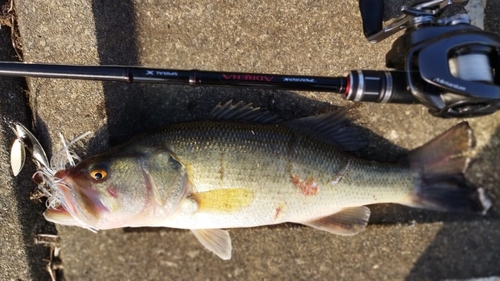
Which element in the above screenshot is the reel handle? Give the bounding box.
[358,0,384,38]
[360,0,468,43]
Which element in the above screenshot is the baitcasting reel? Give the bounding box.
[356,0,500,117]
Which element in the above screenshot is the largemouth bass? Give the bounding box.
[39,102,490,260]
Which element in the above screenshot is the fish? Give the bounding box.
[33,101,490,260]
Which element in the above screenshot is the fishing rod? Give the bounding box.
[0,0,499,118]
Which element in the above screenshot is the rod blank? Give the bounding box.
[0,62,347,93]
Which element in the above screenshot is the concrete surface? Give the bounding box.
[0,0,54,280]
[1,0,498,280]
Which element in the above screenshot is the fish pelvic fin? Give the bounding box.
[300,206,371,236]
[191,229,232,260]
[408,122,491,214]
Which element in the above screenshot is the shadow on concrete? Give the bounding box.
[88,1,409,153]
[91,0,144,147]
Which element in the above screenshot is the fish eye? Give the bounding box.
[90,169,107,180]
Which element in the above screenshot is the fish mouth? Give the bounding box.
[54,178,80,218]
[43,205,83,226]
[48,170,107,230]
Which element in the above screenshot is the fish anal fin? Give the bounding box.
[190,188,254,212]
[191,229,232,260]
[301,206,371,236]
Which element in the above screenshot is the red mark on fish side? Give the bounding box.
[291,176,318,196]
[274,202,286,221]
[274,206,282,220]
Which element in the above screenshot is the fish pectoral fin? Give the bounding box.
[191,229,232,260]
[301,206,371,236]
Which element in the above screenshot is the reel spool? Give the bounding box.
[449,51,494,83]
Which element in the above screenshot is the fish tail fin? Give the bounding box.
[407,122,491,214]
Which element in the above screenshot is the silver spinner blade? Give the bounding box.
[9,122,50,174]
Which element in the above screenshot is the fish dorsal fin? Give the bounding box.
[191,229,232,260]
[208,100,282,123]
[286,109,365,151]
[300,206,371,236]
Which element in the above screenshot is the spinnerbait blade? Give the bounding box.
[9,122,50,174]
